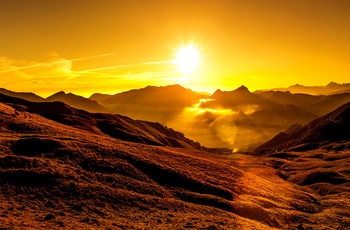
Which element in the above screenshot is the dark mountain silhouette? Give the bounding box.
[201,85,269,109]
[254,101,350,154]
[46,91,110,113]
[0,88,44,102]
[0,93,210,150]
[102,84,206,106]
[95,84,207,123]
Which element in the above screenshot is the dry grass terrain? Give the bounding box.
[0,99,349,229]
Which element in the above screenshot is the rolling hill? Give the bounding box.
[1,98,349,229]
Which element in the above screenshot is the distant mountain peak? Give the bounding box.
[212,89,223,98]
[49,91,66,97]
[234,85,250,92]
[326,81,339,87]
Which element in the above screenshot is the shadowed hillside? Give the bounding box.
[254,101,350,154]
[252,102,350,226]
[0,88,45,102]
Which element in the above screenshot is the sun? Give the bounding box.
[173,44,200,76]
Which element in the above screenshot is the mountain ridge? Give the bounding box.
[46,91,110,113]
[260,82,350,95]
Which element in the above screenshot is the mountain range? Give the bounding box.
[261,82,350,95]
[91,84,207,123]
[0,88,109,113]
[2,82,350,151]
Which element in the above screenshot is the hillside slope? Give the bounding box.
[0,88,45,102]
[2,101,348,229]
[254,101,350,154]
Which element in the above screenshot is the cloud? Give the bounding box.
[44,53,72,74]
[0,53,73,78]
[0,53,180,96]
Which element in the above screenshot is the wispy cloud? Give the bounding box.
[0,53,116,74]
[78,60,172,73]
[0,53,179,96]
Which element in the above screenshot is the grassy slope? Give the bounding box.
[0,102,349,229]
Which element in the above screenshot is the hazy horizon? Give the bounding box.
[2,81,350,98]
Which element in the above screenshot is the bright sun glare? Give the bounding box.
[174,45,200,76]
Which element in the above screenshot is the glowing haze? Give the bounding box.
[1,0,349,97]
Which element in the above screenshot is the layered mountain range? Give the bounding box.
[2,82,350,151]
[261,82,350,95]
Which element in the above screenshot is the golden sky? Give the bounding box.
[1,0,349,97]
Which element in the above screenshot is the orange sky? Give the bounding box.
[1,0,349,97]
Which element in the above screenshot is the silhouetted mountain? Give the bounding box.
[89,92,113,102]
[102,84,206,106]
[46,91,110,113]
[97,84,207,123]
[254,101,350,154]
[201,85,269,109]
[0,88,44,102]
[0,93,206,150]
